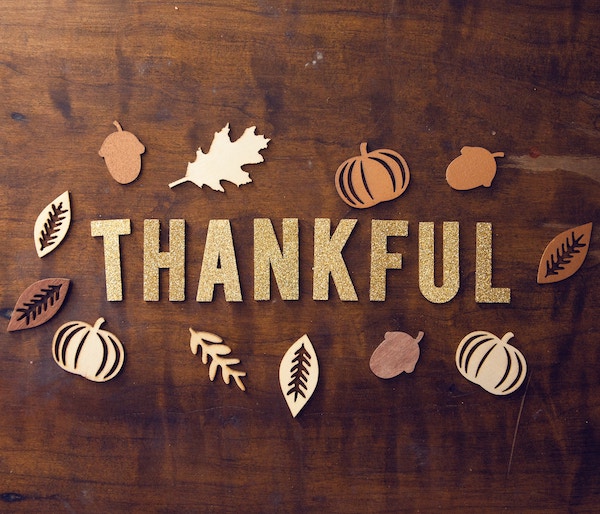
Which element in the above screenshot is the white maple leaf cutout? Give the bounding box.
[169,124,270,192]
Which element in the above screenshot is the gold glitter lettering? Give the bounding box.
[418,221,460,303]
[313,218,358,301]
[475,222,511,303]
[196,219,242,302]
[370,220,409,301]
[143,219,186,301]
[91,219,131,301]
[254,218,299,300]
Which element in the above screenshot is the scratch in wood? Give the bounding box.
[504,155,600,184]
[506,373,532,478]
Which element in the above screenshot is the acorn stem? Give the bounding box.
[359,142,369,155]
[113,120,123,132]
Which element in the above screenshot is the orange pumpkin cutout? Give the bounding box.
[445,147,504,190]
[99,121,146,184]
[335,143,410,208]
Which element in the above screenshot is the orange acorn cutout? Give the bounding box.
[335,143,410,208]
[445,146,504,190]
[369,331,424,379]
[99,121,145,184]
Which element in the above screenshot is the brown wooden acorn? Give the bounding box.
[99,121,145,184]
[445,147,504,190]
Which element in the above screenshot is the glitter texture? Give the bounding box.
[196,219,242,302]
[143,219,185,301]
[254,218,299,300]
[370,220,408,301]
[418,221,460,303]
[91,218,131,301]
[313,218,358,301]
[475,222,510,303]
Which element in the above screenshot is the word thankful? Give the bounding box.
[90,218,511,304]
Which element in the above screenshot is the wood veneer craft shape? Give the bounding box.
[7,278,70,332]
[52,318,125,382]
[445,147,504,190]
[335,143,410,208]
[455,330,527,396]
[280,334,319,417]
[34,190,71,257]
[537,222,593,284]
[369,331,424,379]
[98,121,145,184]
[169,124,270,191]
[189,329,246,391]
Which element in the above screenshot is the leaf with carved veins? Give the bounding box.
[169,124,270,192]
[189,328,246,391]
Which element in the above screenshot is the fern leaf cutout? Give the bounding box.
[34,191,71,257]
[279,334,319,417]
[537,223,593,284]
[189,328,246,391]
[7,278,71,331]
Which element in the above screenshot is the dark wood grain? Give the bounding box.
[1,1,599,512]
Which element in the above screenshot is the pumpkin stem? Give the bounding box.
[501,332,515,344]
[92,317,106,331]
[414,331,425,344]
[492,152,504,158]
[359,142,369,156]
[113,120,123,132]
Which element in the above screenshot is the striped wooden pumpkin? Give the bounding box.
[52,318,125,382]
[335,143,410,208]
[455,331,527,396]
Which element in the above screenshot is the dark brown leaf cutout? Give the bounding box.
[7,278,70,331]
[537,223,593,284]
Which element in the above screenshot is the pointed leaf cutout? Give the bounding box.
[34,191,71,257]
[169,124,270,192]
[189,328,246,391]
[279,334,319,417]
[7,278,70,331]
[537,223,593,283]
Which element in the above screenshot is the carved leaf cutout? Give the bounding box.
[189,328,246,391]
[537,223,593,284]
[169,124,270,192]
[7,278,71,331]
[34,191,71,257]
[279,334,319,417]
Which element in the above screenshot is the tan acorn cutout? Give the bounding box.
[52,318,125,382]
[335,143,410,208]
[279,334,319,417]
[7,278,70,332]
[169,124,270,191]
[369,331,424,379]
[34,191,71,257]
[537,222,593,284]
[189,329,246,391]
[445,147,504,190]
[99,121,145,184]
[455,331,527,396]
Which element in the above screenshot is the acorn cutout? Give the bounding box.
[445,147,504,190]
[369,331,424,379]
[99,121,145,184]
[335,143,410,208]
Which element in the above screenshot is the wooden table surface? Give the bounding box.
[1,1,599,512]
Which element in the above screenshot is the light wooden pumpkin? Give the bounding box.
[455,330,526,396]
[52,318,125,382]
[335,143,410,208]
